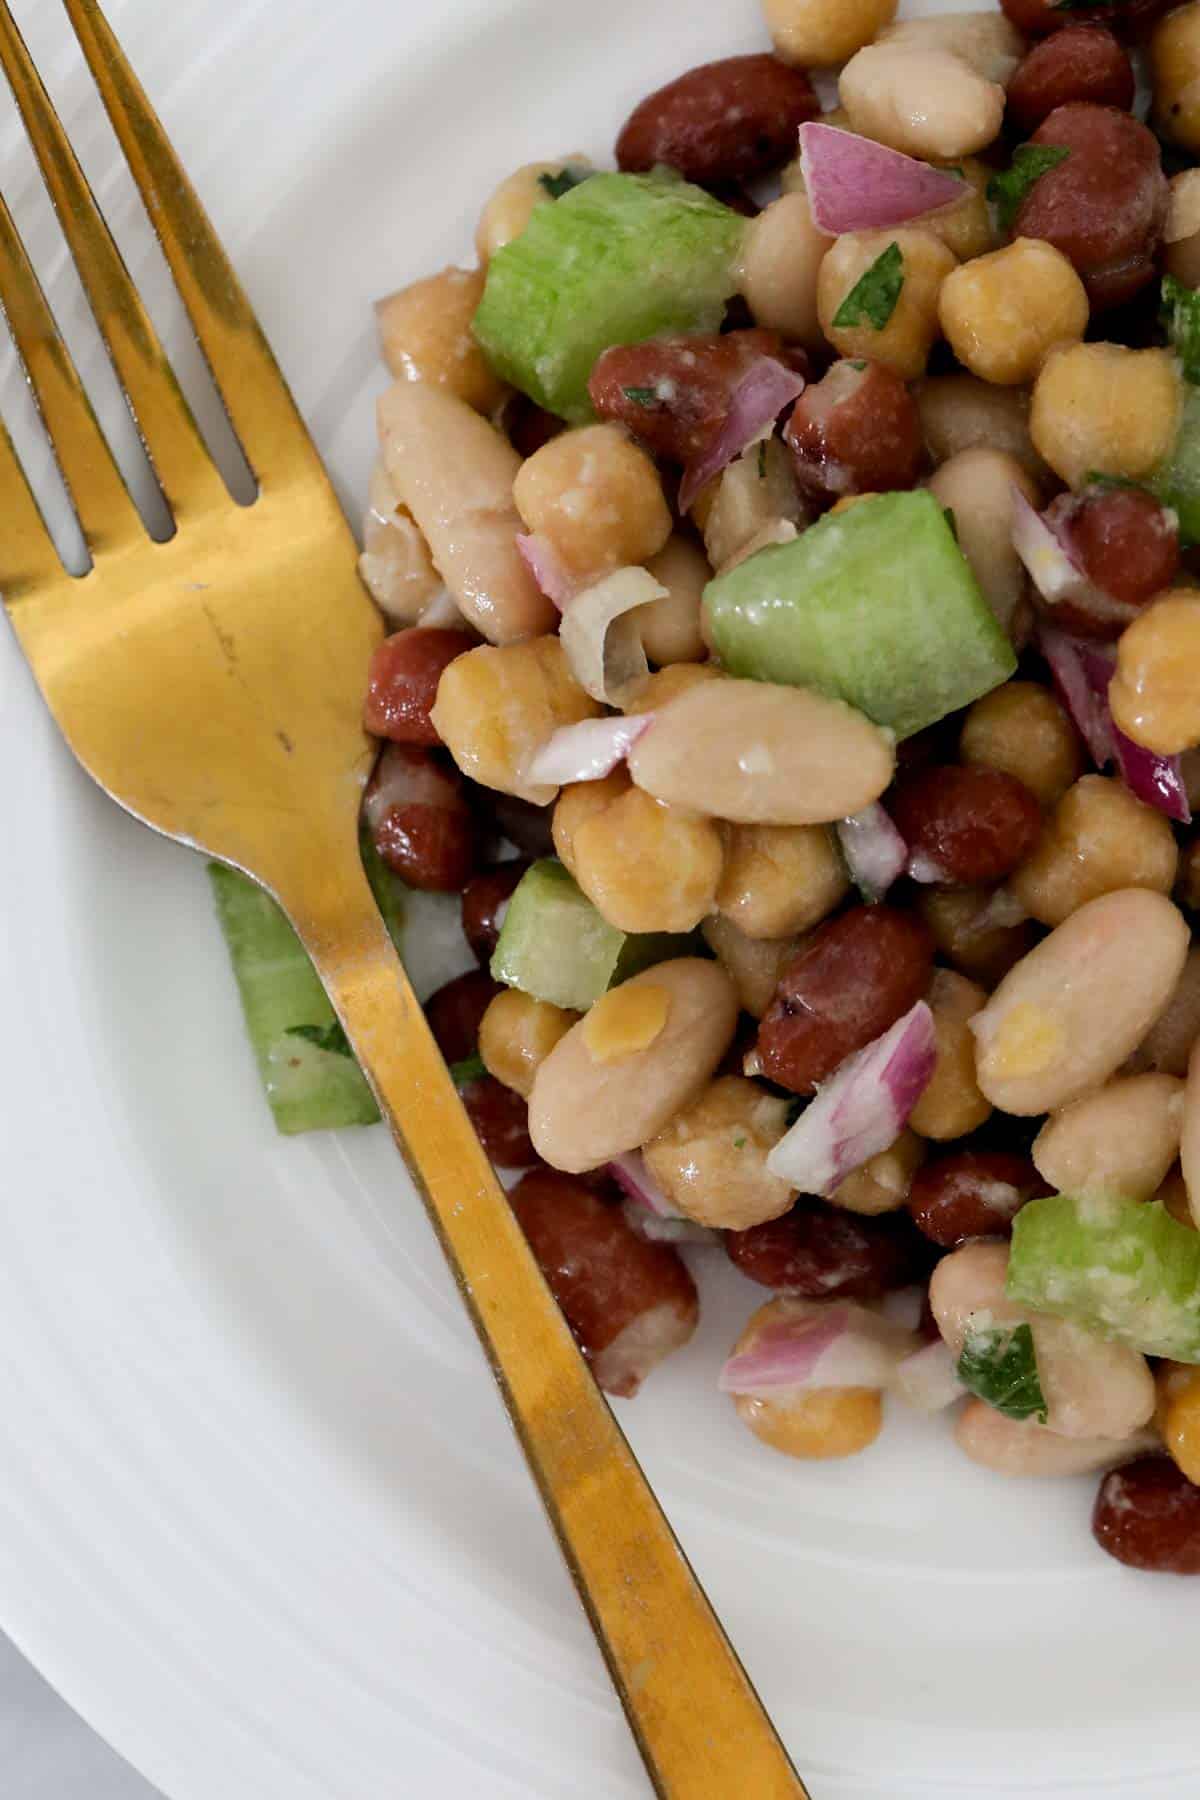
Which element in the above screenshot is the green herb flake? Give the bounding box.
[1162,274,1200,384]
[449,1051,487,1086]
[957,1320,1048,1423]
[287,1021,354,1059]
[622,385,660,408]
[538,166,591,201]
[943,505,958,543]
[732,1135,748,1149]
[832,241,904,332]
[986,145,1071,233]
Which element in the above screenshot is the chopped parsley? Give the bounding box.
[732,1135,748,1150]
[957,1320,1048,1424]
[538,166,592,200]
[832,241,904,332]
[986,145,1071,232]
[1162,274,1200,384]
[287,1021,354,1059]
[622,385,660,408]
[449,1051,487,1086]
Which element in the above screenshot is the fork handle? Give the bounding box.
[287,855,808,1799]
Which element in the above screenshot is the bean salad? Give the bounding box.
[355,0,1200,1575]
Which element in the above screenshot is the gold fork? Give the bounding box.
[0,4,808,1793]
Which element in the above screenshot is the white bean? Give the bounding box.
[927,448,1039,640]
[955,1402,1159,1478]
[1180,1036,1200,1230]
[875,12,1024,84]
[627,679,896,825]
[1033,1075,1185,1203]
[971,889,1190,1116]
[839,44,1005,160]
[377,382,556,644]
[930,1241,1155,1441]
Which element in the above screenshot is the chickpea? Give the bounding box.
[478,990,578,1098]
[513,423,672,584]
[623,662,723,716]
[828,1129,925,1216]
[1165,170,1200,288]
[1011,775,1179,928]
[374,267,507,415]
[729,1301,882,1458]
[839,45,1005,161]
[716,823,848,940]
[701,915,799,1019]
[917,886,1034,986]
[916,157,995,264]
[1111,592,1200,756]
[552,769,723,934]
[818,228,958,381]
[1030,344,1183,491]
[1159,1365,1200,1484]
[697,438,806,569]
[916,375,1046,482]
[736,191,831,349]
[938,240,1088,388]
[960,682,1083,811]
[637,536,710,668]
[476,158,589,263]
[909,968,992,1142]
[430,636,601,805]
[764,0,897,68]
[926,450,1039,640]
[1152,1,1200,153]
[643,1077,794,1230]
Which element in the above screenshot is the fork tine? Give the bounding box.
[62,0,323,490]
[0,411,67,600]
[0,1,226,524]
[0,186,142,553]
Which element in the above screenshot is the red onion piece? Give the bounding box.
[719,1300,920,1396]
[893,1340,966,1413]
[524,714,652,788]
[766,1001,936,1196]
[678,357,805,514]
[836,803,908,902]
[621,1201,720,1247]
[798,120,968,236]
[1010,489,1129,633]
[608,1151,676,1219]
[516,532,574,609]
[1040,627,1191,824]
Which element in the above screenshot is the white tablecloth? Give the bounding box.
[0,1634,161,1799]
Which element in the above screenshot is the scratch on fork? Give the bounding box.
[201,599,238,671]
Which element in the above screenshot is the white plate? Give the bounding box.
[2,0,1198,1795]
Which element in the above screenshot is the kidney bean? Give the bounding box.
[460,860,529,965]
[1093,1456,1200,1572]
[488,791,556,860]
[1001,0,1167,39]
[726,1198,929,1299]
[615,54,818,188]
[364,743,476,891]
[363,627,476,745]
[1007,27,1135,133]
[501,393,564,457]
[908,1150,1050,1247]
[1043,486,1180,638]
[889,765,1043,888]
[783,360,921,506]
[461,1074,538,1169]
[424,967,502,1065]
[757,906,934,1094]
[1014,105,1168,313]
[589,329,784,466]
[509,1167,699,1395]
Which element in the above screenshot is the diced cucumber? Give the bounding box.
[1151,385,1200,546]
[472,172,745,424]
[490,859,694,1011]
[703,491,1017,739]
[209,864,380,1134]
[1007,1192,1200,1362]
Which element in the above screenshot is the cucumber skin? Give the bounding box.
[209,864,380,1134]
[703,491,1017,740]
[1008,1192,1200,1362]
[472,172,745,424]
[1151,385,1200,546]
